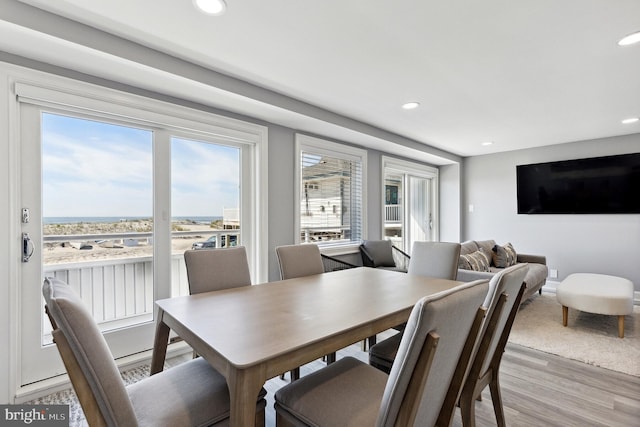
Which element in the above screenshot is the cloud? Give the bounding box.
[41,115,240,218]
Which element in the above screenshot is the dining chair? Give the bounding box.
[184,246,252,294]
[42,277,267,427]
[275,243,327,381]
[359,239,413,350]
[407,240,462,279]
[274,279,489,427]
[369,241,462,373]
[275,243,325,280]
[458,263,528,427]
[360,239,411,272]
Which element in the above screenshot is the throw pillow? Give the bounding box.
[458,249,491,272]
[492,242,517,268]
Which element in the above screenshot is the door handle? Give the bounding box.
[22,232,34,263]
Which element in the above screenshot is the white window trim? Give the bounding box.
[295,134,367,251]
[381,156,439,243]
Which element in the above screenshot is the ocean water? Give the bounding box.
[43,216,222,224]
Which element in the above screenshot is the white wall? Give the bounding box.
[0,64,11,404]
[440,163,461,243]
[463,133,640,291]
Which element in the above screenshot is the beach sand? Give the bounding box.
[43,220,224,265]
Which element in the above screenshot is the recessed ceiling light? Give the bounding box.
[193,0,227,15]
[401,102,420,110]
[618,31,640,46]
[622,117,639,124]
[481,141,494,146]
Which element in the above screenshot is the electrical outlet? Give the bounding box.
[549,269,558,279]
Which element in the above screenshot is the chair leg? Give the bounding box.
[361,334,377,351]
[488,373,506,427]
[290,367,300,381]
[280,367,301,381]
[326,352,336,364]
[459,389,476,427]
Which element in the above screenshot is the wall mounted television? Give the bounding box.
[516,152,640,214]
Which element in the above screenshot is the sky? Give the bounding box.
[42,112,239,218]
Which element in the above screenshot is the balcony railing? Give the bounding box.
[385,204,402,223]
[41,229,240,343]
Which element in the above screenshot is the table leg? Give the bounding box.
[228,367,264,427]
[150,308,170,375]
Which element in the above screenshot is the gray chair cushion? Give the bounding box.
[275,356,388,426]
[360,240,396,268]
[128,357,266,427]
[184,246,252,294]
[369,332,402,373]
[276,244,325,279]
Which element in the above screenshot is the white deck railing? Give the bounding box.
[385,204,402,223]
[41,229,240,341]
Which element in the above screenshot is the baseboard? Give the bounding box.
[541,280,640,305]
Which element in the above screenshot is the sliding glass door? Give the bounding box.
[20,109,157,385]
[382,157,438,254]
[14,77,266,388]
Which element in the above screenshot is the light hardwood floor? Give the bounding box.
[264,338,640,427]
[34,332,640,426]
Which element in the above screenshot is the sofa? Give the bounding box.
[456,239,548,301]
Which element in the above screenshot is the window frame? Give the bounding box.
[294,134,367,252]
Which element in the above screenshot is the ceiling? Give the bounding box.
[2,0,640,161]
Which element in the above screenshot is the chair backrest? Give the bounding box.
[275,244,325,279]
[407,241,461,280]
[376,279,490,427]
[43,277,138,426]
[475,263,528,377]
[360,240,396,268]
[184,246,251,294]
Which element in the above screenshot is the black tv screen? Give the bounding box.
[516,153,640,214]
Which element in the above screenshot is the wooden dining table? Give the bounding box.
[150,266,463,427]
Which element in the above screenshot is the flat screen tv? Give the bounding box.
[516,153,640,214]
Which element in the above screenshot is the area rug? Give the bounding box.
[509,293,640,377]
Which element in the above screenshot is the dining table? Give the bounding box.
[150,266,463,427]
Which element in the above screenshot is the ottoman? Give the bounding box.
[556,273,634,338]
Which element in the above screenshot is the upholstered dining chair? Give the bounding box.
[42,277,266,427]
[274,279,489,427]
[458,263,528,427]
[184,246,252,294]
[275,243,325,280]
[275,243,328,381]
[407,240,462,279]
[369,241,462,373]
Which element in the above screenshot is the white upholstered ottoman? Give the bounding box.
[556,273,634,338]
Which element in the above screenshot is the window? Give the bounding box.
[295,135,366,246]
